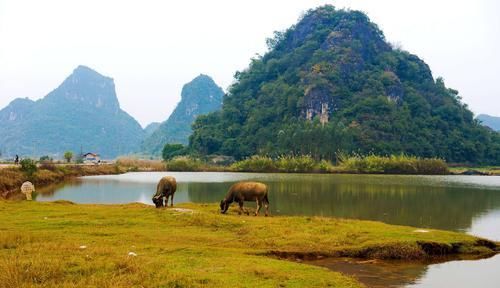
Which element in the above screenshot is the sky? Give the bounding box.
[0,0,499,127]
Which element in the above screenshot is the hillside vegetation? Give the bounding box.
[189,6,500,164]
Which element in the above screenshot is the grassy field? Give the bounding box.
[0,201,497,288]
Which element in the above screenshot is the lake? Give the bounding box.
[35,172,500,287]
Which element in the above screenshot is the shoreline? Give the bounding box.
[0,164,126,199]
[2,164,499,199]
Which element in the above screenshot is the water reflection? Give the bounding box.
[308,258,430,288]
[36,173,500,234]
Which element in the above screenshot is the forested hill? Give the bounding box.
[0,66,145,158]
[142,74,224,155]
[189,5,500,164]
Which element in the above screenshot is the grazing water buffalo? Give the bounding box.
[152,176,177,208]
[220,181,269,216]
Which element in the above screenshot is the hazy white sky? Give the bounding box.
[1,0,499,127]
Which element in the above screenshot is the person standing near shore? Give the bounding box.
[15,155,19,165]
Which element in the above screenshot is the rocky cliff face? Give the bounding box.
[0,66,144,158]
[142,74,224,155]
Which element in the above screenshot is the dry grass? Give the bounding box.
[0,164,124,198]
[116,157,166,171]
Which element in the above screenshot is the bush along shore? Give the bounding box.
[0,201,497,287]
[0,163,126,199]
[160,154,452,175]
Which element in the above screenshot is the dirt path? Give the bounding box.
[0,164,15,169]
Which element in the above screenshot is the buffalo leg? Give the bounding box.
[170,194,174,207]
[238,201,245,215]
[255,199,262,216]
[264,200,269,217]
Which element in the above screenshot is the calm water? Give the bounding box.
[35,172,500,287]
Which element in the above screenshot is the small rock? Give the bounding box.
[128,252,137,257]
[43,217,48,220]
[413,229,430,233]
[171,208,194,213]
[79,245,87,249]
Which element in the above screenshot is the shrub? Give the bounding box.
[162,144,188,161]
[317,159,334,172]
[337,153,449,175]
[230,156,276,172]
[39,155,52,163]
[19,159,37,177]
[276,155,316,172]
[166,156,203,171]
[39,162,57,172]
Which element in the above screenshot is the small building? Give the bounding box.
[82,152,100,164]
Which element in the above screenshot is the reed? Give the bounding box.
[116,157,166,171]
[230,155,277,172]
[165,156,204,171]
[337,153,449,175]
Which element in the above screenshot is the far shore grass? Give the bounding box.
[0,164,125,198]
[0,200,498,287]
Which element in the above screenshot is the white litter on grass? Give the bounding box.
[43,217,48,220]
[79,245,87,249]
[128,252,137,257]
[413,229,430,233]
[171,208,194,213]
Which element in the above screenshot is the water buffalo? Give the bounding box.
[220,181,269,216]
[152,176,177,208]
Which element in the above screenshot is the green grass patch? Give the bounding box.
[0,201,497,287]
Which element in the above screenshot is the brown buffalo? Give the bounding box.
[220,181,269,216]
[152,176,177,208]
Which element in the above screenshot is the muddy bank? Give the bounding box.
[0,164,125,199]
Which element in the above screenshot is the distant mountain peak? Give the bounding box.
[180,74,221,100]
[0,67,144,158]
[46,65,119,111]
[142,74,224,154]
[477,114,500,131]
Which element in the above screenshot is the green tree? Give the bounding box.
[162,144,187,161]
[64,151,73,163]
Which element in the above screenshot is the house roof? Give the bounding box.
[82,153,99,157]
